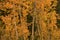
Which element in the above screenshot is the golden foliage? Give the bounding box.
[0,0,60,40]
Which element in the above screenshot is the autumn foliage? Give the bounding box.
[0,0,60,40]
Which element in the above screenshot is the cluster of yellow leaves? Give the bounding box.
[4,2,13,8]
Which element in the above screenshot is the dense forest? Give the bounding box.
[0,0,60,40]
